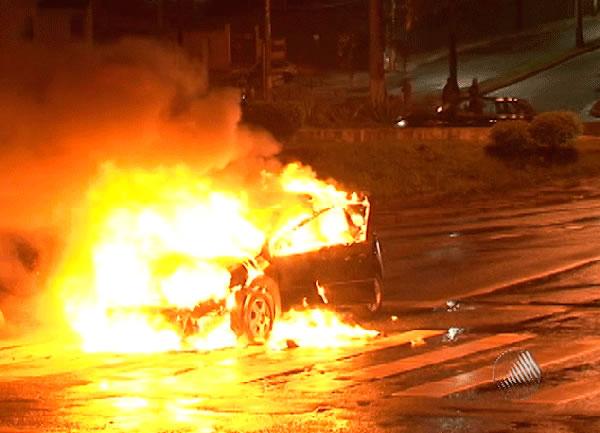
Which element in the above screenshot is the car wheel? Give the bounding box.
[366,275,383,314]
[231,276,281,344]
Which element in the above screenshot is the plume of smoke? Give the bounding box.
[0,38,281,331]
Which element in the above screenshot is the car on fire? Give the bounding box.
[174,194,384,344]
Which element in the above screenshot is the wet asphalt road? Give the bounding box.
[492,47,600,120]
[4,180,600,432]
[318,16,600,112]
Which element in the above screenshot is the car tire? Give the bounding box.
[366,275,383,314]
[230,276,281,344]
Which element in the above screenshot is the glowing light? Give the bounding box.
[316,281,329,304]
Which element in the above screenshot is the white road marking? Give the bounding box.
[526,375,600,404]
[394,337,600,398]
[345,333,534,382]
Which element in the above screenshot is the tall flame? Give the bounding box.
[52,162,377,353]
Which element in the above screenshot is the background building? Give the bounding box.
[0,0,93,46]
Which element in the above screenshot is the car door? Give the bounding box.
[268,207,371,303]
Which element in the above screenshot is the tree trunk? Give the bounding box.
[575,0,584,48]
[264,0,273,102]
[515,0,524,31]
[594,0,599,16]
[448,0,458,88]
[369,0,386,107]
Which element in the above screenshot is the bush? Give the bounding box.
[489,120,532,155]
[529,111,582,149]
[367,95,406,124]
[307,99,364,127]
[242,102,304,139]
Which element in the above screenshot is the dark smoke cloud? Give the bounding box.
[0,38,281,331]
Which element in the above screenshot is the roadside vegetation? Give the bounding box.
[486,111,582,164]
[279,122,600,203]
[242,93,410,140]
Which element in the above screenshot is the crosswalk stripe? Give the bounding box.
[240,330,445,383]
[526,375,600,404]
[395,336,600,398]
[344,333,534,382]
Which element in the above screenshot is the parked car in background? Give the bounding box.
[395,96,536,128]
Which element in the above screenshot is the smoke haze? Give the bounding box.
[0,37,281,331]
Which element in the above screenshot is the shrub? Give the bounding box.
[242,102,304,139]
[366,95,406,124]
[529,111,583,149]
[302,96,407,127]
[308,100,359,127]
[488,120,532,155]
[303,97,372,127]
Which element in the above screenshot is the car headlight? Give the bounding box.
[396,119,407,128]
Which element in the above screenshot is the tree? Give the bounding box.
[384,0,419,74]
[369,0,386,106]
[384,0,458,92]
[575,0,584,48]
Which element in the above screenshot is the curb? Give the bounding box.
[291,126,490,144]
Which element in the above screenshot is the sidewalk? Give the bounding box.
[399,14,600,99]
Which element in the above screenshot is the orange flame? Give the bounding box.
[52,162,377,353]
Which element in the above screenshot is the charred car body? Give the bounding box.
[172,195,384,344]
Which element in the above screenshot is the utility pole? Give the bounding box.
[369,0,386,106]
[575,0,584,48]
[448,0,458,89]
[264,0,273,102]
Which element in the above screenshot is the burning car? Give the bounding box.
[171,193,383,344]
[57,163,382,352]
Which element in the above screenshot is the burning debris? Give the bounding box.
[316,281,329,305]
